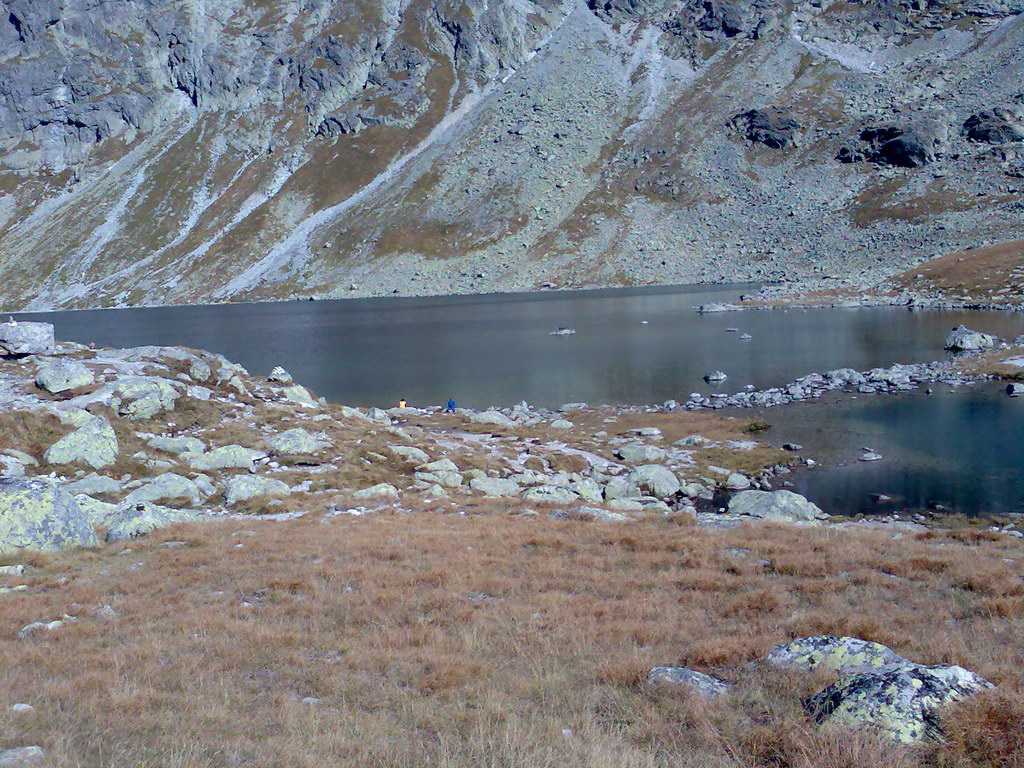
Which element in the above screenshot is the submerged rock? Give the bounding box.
[0,477,98,554]
[728,490,827,524]
[35,358,94,393]
[0,322,54,356]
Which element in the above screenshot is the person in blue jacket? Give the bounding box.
[445,398,457,413]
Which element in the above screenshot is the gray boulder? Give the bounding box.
[521,485,579,505]
[944,325,997,351]
[126,473,202,506]
[732,107,802,149]
[282,384,317,406]
[725,473,751,491]
[104,502,198,541]
[148,435,206,455]
[604,476,642,500]
[550,506,629,522]
[963,107,1024,144]
[0,322,54,356]
[265,428,330,456]
[469,476,521,497]
[353,483,400,500]
[648,667,730,697]
[728,490,827,524]
[186,445,266,471]
[840,120,949,168]
[469,410,516,428]
[268,366,293,384]
[0,477,98,554]
[768,636,913,673]
[44,413,119,469]
[63,473,122,496]
[35,359,94,393]
[112,377,179,421]
[389,445,430,464]
[617,443,667,463]
[0,746,45,766]
[223,475,291,505]
[806,664,992,743]
[627,465,680,497]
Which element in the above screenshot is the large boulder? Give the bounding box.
[728,490,827,524]
[840,120,948,168]
[627,465,680,498]
[616,443,667,463]
[944,325,997,351]
[806,664,992,743]
[768,636,912,673]
[265,428,330,456]
[963,107,1024,144]
[43,413,119,469]
[186,445,266,471]
[469,410,516,428]
[112,377,179,421]
[732,107,803,149]
[0,477,98,553]
[469,476,521,498]
[223,474,291,505]
[0,322,54,356]
[35,359,94,394]
[125,473,202,506]
[64,473,122,496]
[104,501,198,541]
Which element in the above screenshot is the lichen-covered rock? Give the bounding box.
[469,410,515,427]
[0,745,46,766]
[469,476,521,497]
[725,473,751,490]
[568,477,603,503]
[0,322,54,356]
[35,358,94,393]
[353,483,400,500]
[768,636,913,673]
[113,377,179,420]
[365,407,391,424]
[64,473,122,496]
[805,664,992,743]
[265,428,330,456]
[185,445,266,471]
[148,435,206,455]
[604,476,641,500]
[389,445,430,464]
[414,470,463,488]
[0,477,98,553]
[550,506,628,522]
[944,325,997,351]
[44,414,118,469]
[223,475,291,505]
[521,485,579,504]
[126,473,202,506]
[728,490,827,524]
[627,465,680,498]
[617,443,667,463]
[283,384,317,406]
[420,459,459,473]
[104,501,199,541]
[648,667,730,697]
[74,494,120,527]
[268,366,293,384]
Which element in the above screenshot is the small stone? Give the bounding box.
[10,703,34,713]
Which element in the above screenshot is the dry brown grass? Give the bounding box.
[883,239,1024,305]
[0,510,1020,767]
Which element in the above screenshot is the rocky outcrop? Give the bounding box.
[731,108,802,149]
[963,107,1024,144]
[839,119,950,168]
[0,322,53,356]
[0,477,98,553]
[728,490,827,524]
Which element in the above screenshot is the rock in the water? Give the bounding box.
[627,465,680,498]
[648,667,730,697]
[353,483,400,500]
[806,664,992,743]
[0,322,54,356]
[521,485,579,505]
[126,473,202,506]
[43,414,119,469]
[469,476,521,497]
[0,746,45,766]
[728,490,827,524]
[944,325,997,351]
[224,475,291,505]
[268,366,293,384]
[704,370,728,382]
[35,358,94,393]
[186,445,266,471]
[1007,382,1024,397]
[265,428,330,456]
[104,502,198,541]
[148,435,206,455]
[768,636,913,673]
[0,477,98,554]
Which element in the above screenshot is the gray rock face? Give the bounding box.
[521,485,579,505]
[728,489,827,524]
[732,107,802,149]
[148,435,206,455]
[0,477,98,553]
[839,119,949,167]
[964,107,1024,144]
[35,358,94,393]
[944,325,997,351]
[389,445,430,464]
[648,667,729,697]
[63,473,122,496]
[0,322,54,356]
[352,482,400,500]
[806,664,992,743]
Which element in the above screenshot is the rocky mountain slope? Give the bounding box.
[1,0,1023,311]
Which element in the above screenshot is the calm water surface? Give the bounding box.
[14,284,1024,515]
